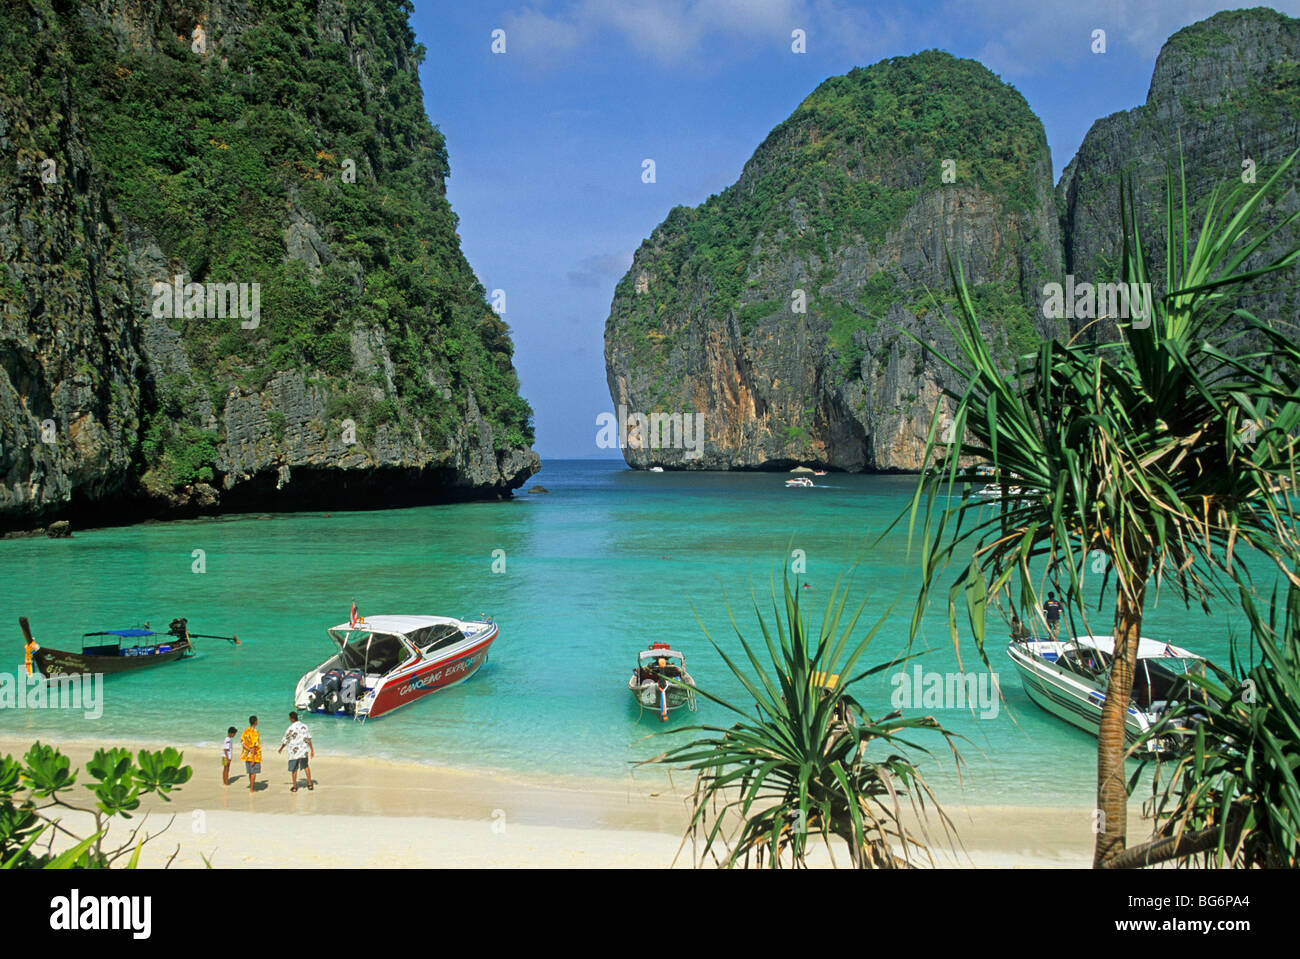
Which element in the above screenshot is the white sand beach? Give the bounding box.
[2,736,1114,867]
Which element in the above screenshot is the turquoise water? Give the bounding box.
[0,460,1272,807]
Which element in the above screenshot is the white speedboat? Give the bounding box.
[1006,634,1206,752]
[649,466,664,472]
[785,477,814,488]
[295,614,498,721]
[629,642,697,720]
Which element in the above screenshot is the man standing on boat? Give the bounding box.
[23,631,39,677]
[1043,593,1064,639]
[241,715,262,793]
[278,711,314,792]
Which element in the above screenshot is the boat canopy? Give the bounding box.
[83,628,157,638]
[1070,635,1201,661]
[328,615,469,643]
[639,647,684,663]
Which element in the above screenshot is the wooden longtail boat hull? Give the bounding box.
[34,641,193,677]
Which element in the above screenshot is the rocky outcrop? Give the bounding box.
[0,0,536,529]
[604,51,1062,471]
[607,11,1299,473]
[1059,7,1300,340]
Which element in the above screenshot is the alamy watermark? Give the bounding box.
[1,671,103,719]
[1041,276,1152,329]
[151,275,260,329]
[890,665,1000,719]
[596,406,705,460]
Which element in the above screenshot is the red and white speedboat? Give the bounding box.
[294,614,498,721]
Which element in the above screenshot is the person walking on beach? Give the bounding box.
[241,715,262,792]
[221,726,237,786]
[277,711,314,792]
[1043,593,1064,639]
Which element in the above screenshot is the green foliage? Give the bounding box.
[1127,583,1300,868]
[0,742,192,869]
[648,567,961,868]
[906,149,1300,866]
[614,50,1049,348]
[822,300,872,376]
[0,0,533,491]
[736,299,783,335]
[267,409,287,442]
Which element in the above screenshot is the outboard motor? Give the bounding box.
[309,670,343,713]
[339,671,363,714]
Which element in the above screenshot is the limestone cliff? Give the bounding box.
[604,51,1062,472]
[0,0,536,529]
[1058,7,1300,342]
[606,11,1300,473]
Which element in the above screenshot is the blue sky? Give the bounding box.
[410,1,1300,459]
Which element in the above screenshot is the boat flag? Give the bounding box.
[1163,643,1177,657]
[350,601,359,629]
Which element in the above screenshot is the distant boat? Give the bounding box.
[785,476,814,488]
[974,483,1028,499]
[295,614,497,721]
[813,470,828,476]
[629,642,697,720]
[20,616,236,677]
[1007,634,1208,753]
[790,466,815,474]
[649,466,664,472]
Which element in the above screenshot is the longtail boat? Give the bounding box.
[20,617,238,677]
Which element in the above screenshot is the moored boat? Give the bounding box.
[294,613,498,721]
[19,616,233,677]
[1006,634,1207,752]
[628,642,697,720]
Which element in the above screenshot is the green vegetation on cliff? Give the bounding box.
[612,50,1049,386]
[1,0,532,490]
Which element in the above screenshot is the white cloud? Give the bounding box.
[947,0,1300,77]
[502,0,1300,74]
[501,0,894,67]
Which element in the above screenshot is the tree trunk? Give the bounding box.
[1093,563,1148,867]
[1104,806,1245,869]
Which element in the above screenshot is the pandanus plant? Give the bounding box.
[904,150,1300,866]
[1121,582,1300,868]
[647,571,962,868]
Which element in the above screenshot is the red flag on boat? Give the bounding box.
[350,601,359,629]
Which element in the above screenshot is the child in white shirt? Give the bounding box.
[222,726,236,785]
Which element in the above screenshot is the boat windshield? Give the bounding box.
[1133,658,1201,710]
[408,623,466,652]
[1057,645,1106,680]
[335,633,410,674]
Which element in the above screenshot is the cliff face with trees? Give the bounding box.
[605,51,1062,472]
[606,9,1299,472]
[1058,7,1300,342]
[0,0,536,530]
